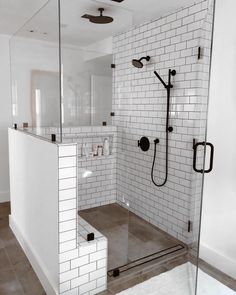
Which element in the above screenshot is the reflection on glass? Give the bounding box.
[9,0,61,141]
[61,48,113,127]
[31,70,60,127]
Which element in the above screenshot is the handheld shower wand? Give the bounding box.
[152,69,176,187]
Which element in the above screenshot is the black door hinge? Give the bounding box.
[188,220,192,233]
[198,47,202,60]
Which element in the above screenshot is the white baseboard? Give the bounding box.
[0,190,10,203]
[9,216,58,295]
[200,243,236,279]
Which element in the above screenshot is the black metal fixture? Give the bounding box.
[87,233,95,241]
[112,269,120,277]
[198,47,202,60]
[51,134,56,142]
[151,69,176,187]
[14,123,17,130]
[111,0,124,2]
[138,136,150,152]
[193,139,214,173]
[82,8,113,24]
[132,56,150,68]
[188,221,192,233]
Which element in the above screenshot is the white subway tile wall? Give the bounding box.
[58,144,108,295]
[112,0,210,244]
[73,127,117,210]
[37,126,117,210]
[77,155,116,210]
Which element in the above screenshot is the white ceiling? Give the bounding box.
[0,0,197,46]
[0,0,48,35]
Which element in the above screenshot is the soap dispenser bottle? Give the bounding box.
[103,138,110,156]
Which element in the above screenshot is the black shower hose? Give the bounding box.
[151,86,171,187]
[151,133,168,187]
[151,69,175,187]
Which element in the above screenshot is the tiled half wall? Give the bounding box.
[58,144,108,295]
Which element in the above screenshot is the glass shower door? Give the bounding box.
[196,0,236,294]
[111,1,216,294]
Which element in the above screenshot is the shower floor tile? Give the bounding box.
[79,203,184,271]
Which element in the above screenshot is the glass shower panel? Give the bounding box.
[60,0,134,277]
[181,1,217,294]
[59,0,133,129]
[60,47,113,127]
[9,0,62,142]
[113,0,215,292]
[58,0,216,293]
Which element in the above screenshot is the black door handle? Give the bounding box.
[193,140,214,174]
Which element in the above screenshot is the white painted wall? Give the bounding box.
[0,34,12,203]
[8,129,59,294]
[84,37,113,61]
[200,0,236,279]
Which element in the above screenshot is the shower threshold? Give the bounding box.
[107,244,185,277]
[79,203,186,277]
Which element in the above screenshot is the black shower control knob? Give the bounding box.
[168,126,173,132]
[138,136,150,152]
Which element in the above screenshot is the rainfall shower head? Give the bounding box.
[132,56,150,68]
[82,8,113,24]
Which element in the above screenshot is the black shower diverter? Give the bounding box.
[138,136,150,152]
